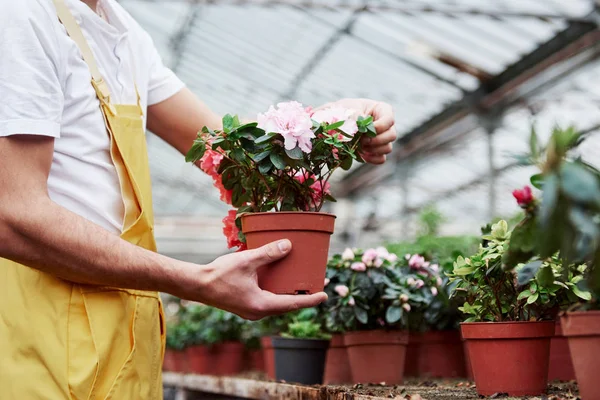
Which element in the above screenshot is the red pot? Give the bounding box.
[163,348,177,372]
[242,212,336,294]
[344,330,409,385]
[246,348,265,372]
[323,334,352,384]
[461,321,555,396]
[261,336,276,379]
[561,311,600,400]
[548,320,576,381]
[463,339,474,381]
[417,330,466,378]
[404,334,420,377]
[213,341,246,376]
[186,345,210,374]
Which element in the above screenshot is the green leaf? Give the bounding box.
[527,292,539,304]
[222,114,235,133]
[530,174,544,190]
[529,125,539,159]
[572,284,592,301]
[453,265,477,276]
[324,121,345,131]
[560,162,600,204]
[269,152,286,170]
[252,150,271,163]
[185,140,206,163]
[537,265,555,287]
[517,260,543,286]
[491,220,508,240]
[231,147,245,163]
[284,146,303,160]
[258,159,272,174]
[517,290,531,301]
[385,306,402,324]
[354,307,368,324]
[255,133,274,144]
[340,156,353,171]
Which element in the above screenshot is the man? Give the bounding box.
[0,0,397,398]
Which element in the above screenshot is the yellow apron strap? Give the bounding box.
[52,0,115,112]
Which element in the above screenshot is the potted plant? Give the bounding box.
[503,126,599,397]
[164,321,189,373]
[449,219,588,396]
[271,308,330,384]
[324,247,425,385]
[200,308,247,376]
[241,320,265,373]
[186,102,376,294]
[255,313,293,379]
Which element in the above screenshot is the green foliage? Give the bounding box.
[448,221,590,322]
[185,112,377,236]
[506,126,600,306]
[417,205,446,237]
[281,308,330,340]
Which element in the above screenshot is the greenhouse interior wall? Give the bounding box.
[118,0,600,264]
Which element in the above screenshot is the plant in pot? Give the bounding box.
[271,307,331,385]
[255,313,294,379]
[398,252,466,379]
[324,247,424,385]
[200,308,247,376]
[185,102,377,294]
[503,126,599,397]
[448,219,588,396]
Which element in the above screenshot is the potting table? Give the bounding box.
[163,373,400,400]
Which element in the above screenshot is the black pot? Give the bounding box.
[272,336,330,384]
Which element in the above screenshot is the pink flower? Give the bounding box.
[436,276,443,286]
[362,249,379,266]
[200,148,223,179]
[348,297,356,306]
[351,262,367,272]
[402,303,411,312]
[324,278,330,286]
[374,258,384,268]
[334,285,350,297]
[342,248,355,261]
[257,101,315,153]
[409,254,425,270]
[387,253,399,263]
[377,318,385,327]
[311,106,358,141]
[214,178,233,205]
[431,287,438,296]
[415,279,425,289]
[430,264,439,273]
[512,186,534,207]
[399,294,409,303]
[294,172,331,210]
[222,210,246,250]
[407,277,416,286]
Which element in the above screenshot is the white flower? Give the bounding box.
[257,101,315,153]
[387,254,399,263]
[402,303,411,312]
[351,262,367,272]
[430,264,439,272]
[335,285,350,297]
[407,277,416,286]
[324,278,330,286]
[436,276,443,286]
[431,287,438,296]
[342,248,355,261]
[399,294,409,303]
[415,279,425,289]
[311,106,358,140]
[405,254,411,260]
[348,297,356,306]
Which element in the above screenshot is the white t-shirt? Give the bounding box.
[0,0,185,234]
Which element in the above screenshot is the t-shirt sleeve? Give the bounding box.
[0,0,65,138]
[144,34,185,106]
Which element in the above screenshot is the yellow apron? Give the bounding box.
[0,1,165,398]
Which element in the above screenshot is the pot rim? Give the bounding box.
[460,320,554,326]
[242,211,337,218]
[461,320,555,340]
[560,310,600,336]
[271,336,330,349]
[343,329,409,346]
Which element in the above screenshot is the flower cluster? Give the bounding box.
[186,102,377,250]
[512,185,534,207]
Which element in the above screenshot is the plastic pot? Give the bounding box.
[212,341,245,376]
[242,212,336,294]
[404,334,420,377]
[163,348,177,372]
[272,336,329,385]
[561,310,600,400]
[261,336,276,379]
[245,348,265,372]
[417,330,466,378]
[461,321,555,396]
[548,320,576,381]
[323,334,352,384]
[344,330,409,385]
[186,345,210,374]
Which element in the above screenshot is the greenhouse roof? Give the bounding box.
[118,0,600,258]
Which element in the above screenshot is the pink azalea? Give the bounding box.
[342,248,355,261]
[294,171,331,209]
[324,278,330,286]
[311,106,358,141]
[351,262,367,272]
[431,287,438,296]
[399,294,409,303]
[375,246,390,259]
[409,254,426,270]
[402,303,411,312]
[415,279,425,289]
[436,276,443,286]
[222,210,246,250]
[374,258,384,268]
[362,248,379,266]
[407,277,416,286]
[334,285,350,297]
[200,148,223,179]
[430,264,439,273]
[387,253,399,263]
[257,101,315,153]
[348,297,356,306]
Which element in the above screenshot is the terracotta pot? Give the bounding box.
[212,341,246,376]
[245,348,265,372]
[561,311,600,400]
[404,333,420,377]
[323,334,352,384]
[344,330,409,385]
[186,345,210,374]
[463,339,474,381]
[548,320,576,381]
[163,348,177,372]
[417,330,466,378]
[272,337,330,384]
[261,336,276,379]
[242,212,336,294]
[461,321,555,396]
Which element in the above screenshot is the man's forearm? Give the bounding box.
[0,196,192,294]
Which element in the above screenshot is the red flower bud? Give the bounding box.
[512,185,534,206]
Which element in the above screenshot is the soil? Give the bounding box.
[236,372,580,400]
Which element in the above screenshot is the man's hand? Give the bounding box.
[182,240,327,320]
[317,98,397,164]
